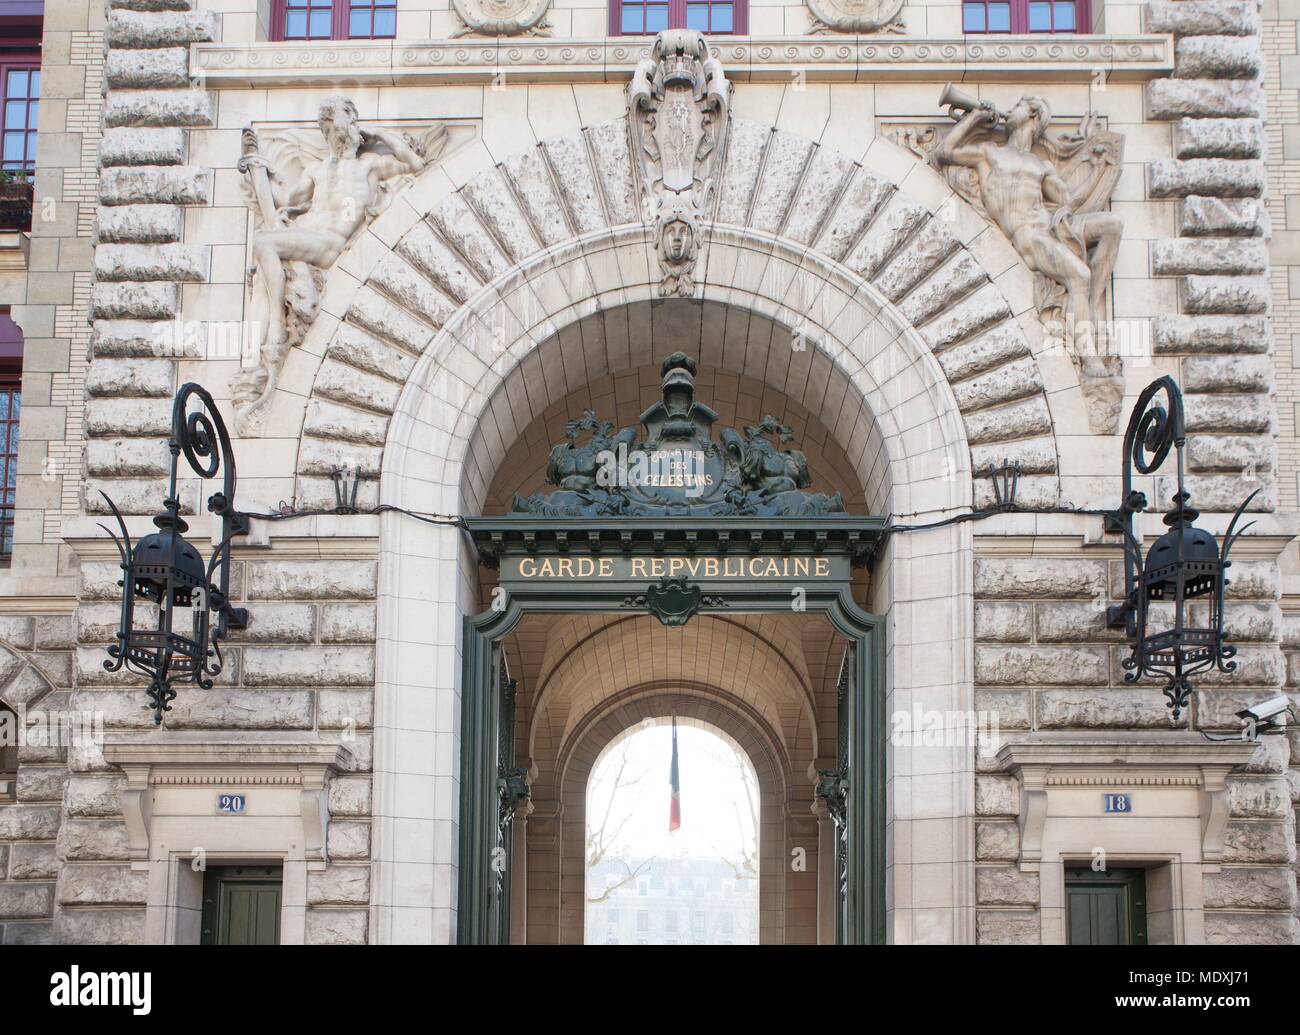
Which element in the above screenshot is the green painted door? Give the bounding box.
[201,866,282,945]
[1065,868,1148,945]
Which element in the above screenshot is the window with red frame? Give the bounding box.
[1,65,38,174]
[611,0,746,35]
[273,0,397,41]
[962,0,1085,32]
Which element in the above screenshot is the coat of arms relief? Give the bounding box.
[450,0,552,36]
[887,84,1127,434]
[804,0,907,33]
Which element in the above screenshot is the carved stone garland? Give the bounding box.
[629,30,732,299]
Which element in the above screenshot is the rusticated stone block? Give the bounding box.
[1037,689,1181,729]
[96,204,183,244]
[85,396,173,437]
[85,357,175,397]
[99,127,186,167]
[974,602,1031,643]
[0,805,61,840]
[1151,238,1267,276]
[976,822,1020,861]
[307,866,370,905]
[327,821,371,860]
[65,776,125,817]
[94,243,209,282]
[1203,867,1296,910]
[1184,645,1284,688]
[935,323,1031,383]
[105,48,190,90]
[9,843,58,881]
[319,603,376,644]
[99,165,209,206]
[1180,392,1268,431]
[971,436,1057,478]
[110,0,198,9]
[973,473,1058,511]
[977,867,1039,906]
[55,909,146,944]
[1149,158,1265,199]
[16,766,68,802]
[107,9,218,48]
[165,689,315,731]
[1183,275,1270,314]
[105,89,213,130]
[977,910,1039,945]
[1173,36,1261,79]
[1223,560,1280,601]
[245,560,377,600]
[975,774,1018,816]
[1180,196,1267,238]
[306,908,368,945]
[61,819,131,861]
[0,615,34,649]
[83,477,198,516]
[242,646,374,687]
[59,864,148,906]
[1152,314,1269,353]
[315,360,402,415]
[34,616,74,651]
[91,281,180,321]
[976,646,1109,686]
[0,883,55,920]
[295,476,380,515]
[86,437,171,478]
[1174,118,1264,159]
[975,557,1106,600]
[974,689,1031,731]
[1034,603,1127,643]
[318,690,374,730]
[1183,354,1272,393]
[1143,0,1260,36]
[1204,912,1298,945]
[301,397,390,445]
[1222,821,1293,864]
[918,286,1012,353]
[1147,79,1264,121]
[227,603,316,644]
[298,438,384,480]
[328,776,372,817]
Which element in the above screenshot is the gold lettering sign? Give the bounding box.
[509,555,834,580]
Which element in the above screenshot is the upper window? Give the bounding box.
[0,701,16,799]
[963,0,1085,32]
[611,0,746,35]
[1,65,37,175]
[272,0,397,41]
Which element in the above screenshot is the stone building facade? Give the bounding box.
[0,0,1296,945]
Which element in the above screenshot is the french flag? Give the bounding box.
[668,717,681,834]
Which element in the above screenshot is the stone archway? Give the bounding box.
[286,116,1062,517]
[318,116,1027,944]
[553,689,791,945]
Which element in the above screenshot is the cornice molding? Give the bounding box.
[191,34,1174,87]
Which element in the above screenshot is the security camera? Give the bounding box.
[1235,696,1292,725]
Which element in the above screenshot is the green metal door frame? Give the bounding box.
[456,515,887,945]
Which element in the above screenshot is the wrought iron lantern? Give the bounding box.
[1105,376,1257,721]
[99,383,249,724]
